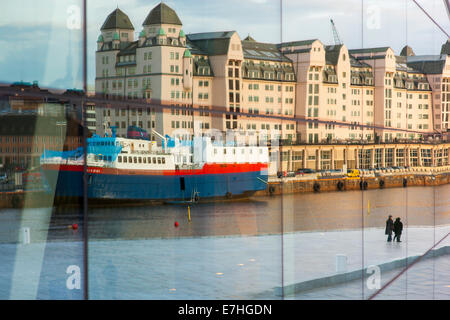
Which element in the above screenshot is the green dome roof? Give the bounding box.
[179,30,185,38]
[143,3,182,26]
[101,8,134,31]
[97,34,104,42]
[183,49,192,58]
[157,27,166,36]
[113,32,120,41]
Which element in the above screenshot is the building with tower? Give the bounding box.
[95,2,449,149]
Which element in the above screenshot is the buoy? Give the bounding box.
[174,221,179,228]
[268,186,275,194]
[313,182,320,192]
[11,195,21,208]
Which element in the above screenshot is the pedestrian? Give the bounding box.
[385,215,394,242]
[393,217,403,242]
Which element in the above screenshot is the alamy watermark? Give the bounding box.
[66,265,81,290]
[366,265,381,290]
[67,5,81,30]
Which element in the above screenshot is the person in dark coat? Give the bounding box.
[385,215,394,242]
[393,217,403,242]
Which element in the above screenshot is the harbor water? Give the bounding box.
[0,184,449,299]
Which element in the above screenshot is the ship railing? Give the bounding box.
[126,150,171,156]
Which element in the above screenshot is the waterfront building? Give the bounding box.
[349,47,434,143]
[95,4,297,143]
[95,4,208,141]
[279,40,376,144]
[405,41,450,134]
[275,142,450,174]
[95,2,449,147]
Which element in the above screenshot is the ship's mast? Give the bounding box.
[151,129,167,150]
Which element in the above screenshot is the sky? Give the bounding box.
[0,0,448,91]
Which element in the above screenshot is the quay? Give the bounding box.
[258,166,450,196]
[0,190,54,209]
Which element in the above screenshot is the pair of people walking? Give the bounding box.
[385,215,403,242]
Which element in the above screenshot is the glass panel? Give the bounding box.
[281,0,366,300]
[366,0,450,300]
[0,0,86,299]
[2,0,448,302]
[87,0,283,299]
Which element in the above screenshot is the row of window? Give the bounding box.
[170,52,180,60]
[117,155,167,165]
[213,148,263,155]
[170,65,180,73]
[171,106,194,116]
[0,136,78,144]
[118,55,135,63]
[102,77,153,90]
[114,121,155,129]
[143,52,153,60]
[170,91,192,100]
[171,121,194,129]
[103,108,156,117]
[260,123,295,130]
[0,147,33,153]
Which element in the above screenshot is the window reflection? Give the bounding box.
[0,0,449,301]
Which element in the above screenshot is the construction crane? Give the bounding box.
[330,19,343,45]
[445,0,450,21]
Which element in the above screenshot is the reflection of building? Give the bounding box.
[95,2,450,144]
[349,47,437,142]
[95,3,297,142]
[2,82,64,117]
[95,4,191,140]
[0,115,82,169]
[406,42,450,134]
[0,82,84,119]
[0,84,84,169]
[277,142,450,173]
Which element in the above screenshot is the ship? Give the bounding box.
[40,127,269,203]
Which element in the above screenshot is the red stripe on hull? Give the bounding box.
[41,163,268,176]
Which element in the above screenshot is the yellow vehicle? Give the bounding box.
[346,169,360,178]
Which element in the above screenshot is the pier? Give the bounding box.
[259,167,450,196]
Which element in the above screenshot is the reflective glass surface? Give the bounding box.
[0,0,449,301]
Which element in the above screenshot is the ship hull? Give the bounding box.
[41,163,268,202]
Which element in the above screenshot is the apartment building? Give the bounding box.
[348,47,434,143]
[95,4,205,141]
[406,42,450,133]
[95,2,449,146]
[278,40,377,143]
[186,33,297,142]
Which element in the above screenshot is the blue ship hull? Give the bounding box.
[42,168,268,202]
